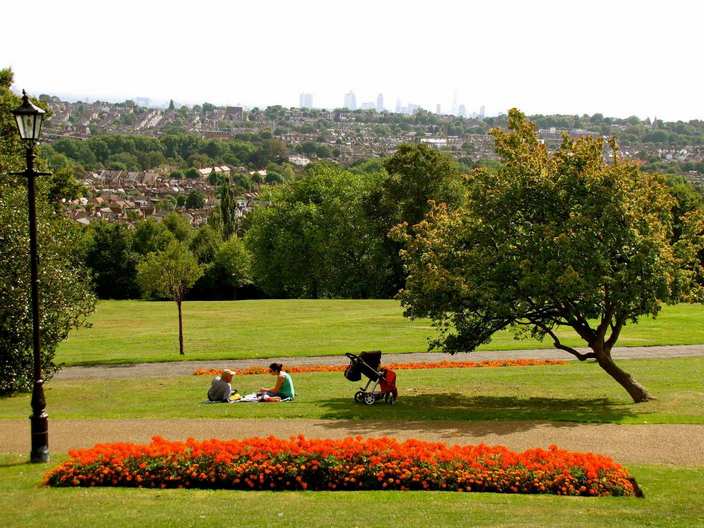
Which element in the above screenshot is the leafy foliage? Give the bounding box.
[162,212,192,242]
[245,164,392,298]
[364,144,465,295]
[49,131,292,172]
[185,190,205,210]
[136,241,203,303]
[132,218,175,256]
[219,177,239,240]
[196,236,253,299]
[84,221,140,299]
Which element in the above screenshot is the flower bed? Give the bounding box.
[193,358,567,377]
[45,436,635,496]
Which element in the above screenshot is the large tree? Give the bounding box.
[199,236,252,299]
[132,218,175,257]
[84,221,140,299]
[0,67,96,394]
[396,109,703,403]
[364,143,464,295]
[245,164,391,298]
[136,241,203,355]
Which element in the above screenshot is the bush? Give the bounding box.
[0,186,95,394]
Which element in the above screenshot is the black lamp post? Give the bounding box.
[11,90,51,463]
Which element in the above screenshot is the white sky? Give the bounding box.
[2,0,703,120]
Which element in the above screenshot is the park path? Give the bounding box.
[1,418,703,466]
[57,344,704,379]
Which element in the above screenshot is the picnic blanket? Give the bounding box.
[202,392,243,404]
[235,392,293,402]
[236,393,260,403]
[202,392,293,404]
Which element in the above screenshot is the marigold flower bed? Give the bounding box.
[44,436,635,496]
[193,358,567,377]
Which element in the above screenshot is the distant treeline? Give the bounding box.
[486,113,704,146]
[41,132,294,173]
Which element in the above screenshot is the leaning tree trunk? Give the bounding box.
[177,299,184,356]
[594,345,653,403]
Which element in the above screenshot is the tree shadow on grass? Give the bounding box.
[0,460,32,468]
[317,393,645,436]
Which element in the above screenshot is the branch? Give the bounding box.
[605,314,626,351]
[595,295,615,342]
[559,300,596,344]
[532,321,598,361]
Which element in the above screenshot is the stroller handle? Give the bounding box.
[345,352,360,360]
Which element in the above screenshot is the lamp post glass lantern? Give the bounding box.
[13,90,45,142]
[11,90,50,463]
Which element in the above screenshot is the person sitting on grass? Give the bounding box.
[207,369,236,402]
[258,363,295,402]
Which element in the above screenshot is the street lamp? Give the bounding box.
[11,90,51,463]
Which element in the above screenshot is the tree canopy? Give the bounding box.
[396,109,704,402]
[364,143,465,295]
[245,164,392,298]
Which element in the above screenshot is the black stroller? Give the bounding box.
[344,351,397,405]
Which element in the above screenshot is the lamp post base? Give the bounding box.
[29,378,49,463]
[29,414,49,463]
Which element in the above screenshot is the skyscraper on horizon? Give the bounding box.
[479,105,486,119]
[436,104,442,115]
[344,91,357,110]
[299,93,313,109]
[376,93,384,112]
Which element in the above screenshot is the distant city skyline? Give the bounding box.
[3,0,703,121]
[31,88,491,118]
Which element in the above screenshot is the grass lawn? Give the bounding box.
[1,455,702,528]
[2,358,702,423]
[56,300,704,366]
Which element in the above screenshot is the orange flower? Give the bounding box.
[193,359,567,376]
[44,435,635,497]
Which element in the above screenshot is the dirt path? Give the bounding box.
[57,344,704,380]
[1,419,702,466]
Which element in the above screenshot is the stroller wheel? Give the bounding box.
[354,390,365,403]
[363,393,376,406]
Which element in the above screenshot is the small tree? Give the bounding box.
[162,212,192,242]
[210,236,252,293]
[396,109,704,403]
[185,190,205,210]
[219,177,238,240]
[137,241,203,355]
[190,224,222,264]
